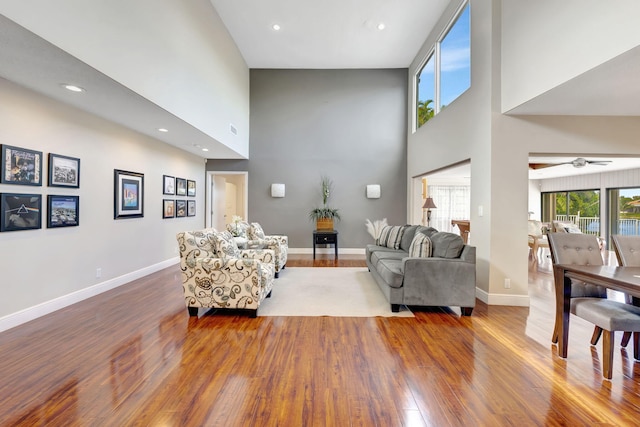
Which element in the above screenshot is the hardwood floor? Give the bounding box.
[1,253,639,426]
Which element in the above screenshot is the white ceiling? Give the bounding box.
[209,0,450,69]
[0,2,639,164]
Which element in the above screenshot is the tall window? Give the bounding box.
[541,190,601,234]
[607,187,640,238]
[416,1,470,128]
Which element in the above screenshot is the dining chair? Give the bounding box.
[548,232,640,378]
[611,235,640,348]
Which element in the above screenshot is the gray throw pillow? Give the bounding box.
[430,231,464,258]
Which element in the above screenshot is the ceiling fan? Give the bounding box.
[529,157,612,170]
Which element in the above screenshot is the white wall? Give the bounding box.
[0,0,250,158]
[501,0,640,112]
[0,79,205,330]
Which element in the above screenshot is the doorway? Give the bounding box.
[206,171,248,230]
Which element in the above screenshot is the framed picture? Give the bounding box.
[176,178,187,196]
[176,200,186,217]
[163,175,175,195]
[1,144,42,186]
[114,169,144,219]
[47,195,79,228]
[187,200,196,217]
[187,180,196,197]
[163,199,175,218]
[0,193,42,232]
[48,153,80,188]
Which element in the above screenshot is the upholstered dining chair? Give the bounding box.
[548,233,640,378]
[611,234,640,348]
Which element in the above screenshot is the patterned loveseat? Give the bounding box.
[176,228,276,318]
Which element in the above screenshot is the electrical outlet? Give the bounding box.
[96,268,102,278]
[504,278,511,289]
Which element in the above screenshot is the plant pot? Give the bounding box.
[316,218,334,231]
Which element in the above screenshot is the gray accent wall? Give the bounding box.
[207,69,407,249]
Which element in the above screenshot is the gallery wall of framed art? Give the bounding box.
[161,174,197,219]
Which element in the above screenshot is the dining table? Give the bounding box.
[552,264,640,358]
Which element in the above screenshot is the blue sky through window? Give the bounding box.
[416,3,470,124]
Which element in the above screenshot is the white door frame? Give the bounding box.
[206,171,248,229]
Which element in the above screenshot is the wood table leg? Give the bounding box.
[553,265,571,358]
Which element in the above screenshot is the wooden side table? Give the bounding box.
[313,230,338,259]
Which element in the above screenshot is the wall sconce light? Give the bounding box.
[422,197,437,226]
[366,184,381,199]
[271,183,285,198]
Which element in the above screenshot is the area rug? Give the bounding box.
[258,267,413,317]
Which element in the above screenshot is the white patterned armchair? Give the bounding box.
[176,228,275,318]
[226,221,288,277]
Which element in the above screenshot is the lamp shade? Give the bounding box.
[271,183,285,198]
[422,197,437,209]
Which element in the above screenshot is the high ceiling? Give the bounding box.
[0,2,639,169]
[209,0,450,69]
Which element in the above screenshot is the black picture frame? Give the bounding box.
[114,169,144,219]
[163,175,175,195]
[47,195,79,228]
[163,199,175,218]
[176,200,186,217]
[187,200,196,217]
[48,153,80,188]
[0,193,42,232]
[187,180,196,197]
[1,144,43,186]
[176,178,187,196]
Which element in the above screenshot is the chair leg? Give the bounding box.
[591,326,603,346]
[602,330,614,380]
[188,307,198,317]
[391,304,400,313]
[552,322,559,344]
[621,331,631,347]
[634,332,640,360]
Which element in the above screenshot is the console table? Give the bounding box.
[313,230,338,259]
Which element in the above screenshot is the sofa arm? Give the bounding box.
[401,254,476,308]
[181,257,270,309]
[266,235,288,246]
[239,248,276,265]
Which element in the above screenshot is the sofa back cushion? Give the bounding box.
[376,225,406,250]
[430,232,465,258]
[210,230,242,259]
[176,228,217,269]
[409,233,433,258]
[400,225,418,251]
[249,222,266,239]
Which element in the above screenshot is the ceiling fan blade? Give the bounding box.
[586,160,612,166]
[529,162,571,170]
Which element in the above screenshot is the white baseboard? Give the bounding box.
[476,288,530,307]
[289,247,365,255]
[0,257,179,333]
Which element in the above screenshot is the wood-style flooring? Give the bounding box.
[0,253,639,426]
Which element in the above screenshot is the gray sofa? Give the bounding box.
[365,225,476,315]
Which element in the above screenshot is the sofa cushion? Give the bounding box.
[210,230,242,259]
[370,250,407,269]
[409,233,433,258]
[376,225,406,250]
[430,232,464,258]
[416,226,438,237]
[400,225,419,251]
[375,259,404,288]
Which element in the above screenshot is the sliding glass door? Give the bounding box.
[607,187,640,237]
[541,189,600,234]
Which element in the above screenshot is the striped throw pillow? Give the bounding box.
[409,233,433,258]
[376,225,406,250]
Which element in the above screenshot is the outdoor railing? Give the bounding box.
[554,215,640,236]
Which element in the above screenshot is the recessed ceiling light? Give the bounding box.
[377,23,386,31]
[202,148,209,152]
[62,84,85,93]
[158,128,169,133]
[272,24,281,31]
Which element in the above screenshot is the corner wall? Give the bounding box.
[0,79,205,330]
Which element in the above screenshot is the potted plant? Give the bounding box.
[309,176,341,230]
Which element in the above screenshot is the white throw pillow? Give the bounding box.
[376,225,405,250]
[409,233,432,258]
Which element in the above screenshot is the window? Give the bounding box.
[541,190,601,235]
[415,1,470,129]
[607,187,640,240]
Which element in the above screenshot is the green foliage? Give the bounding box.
[417,99,434,127]
[309,175,341,221]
